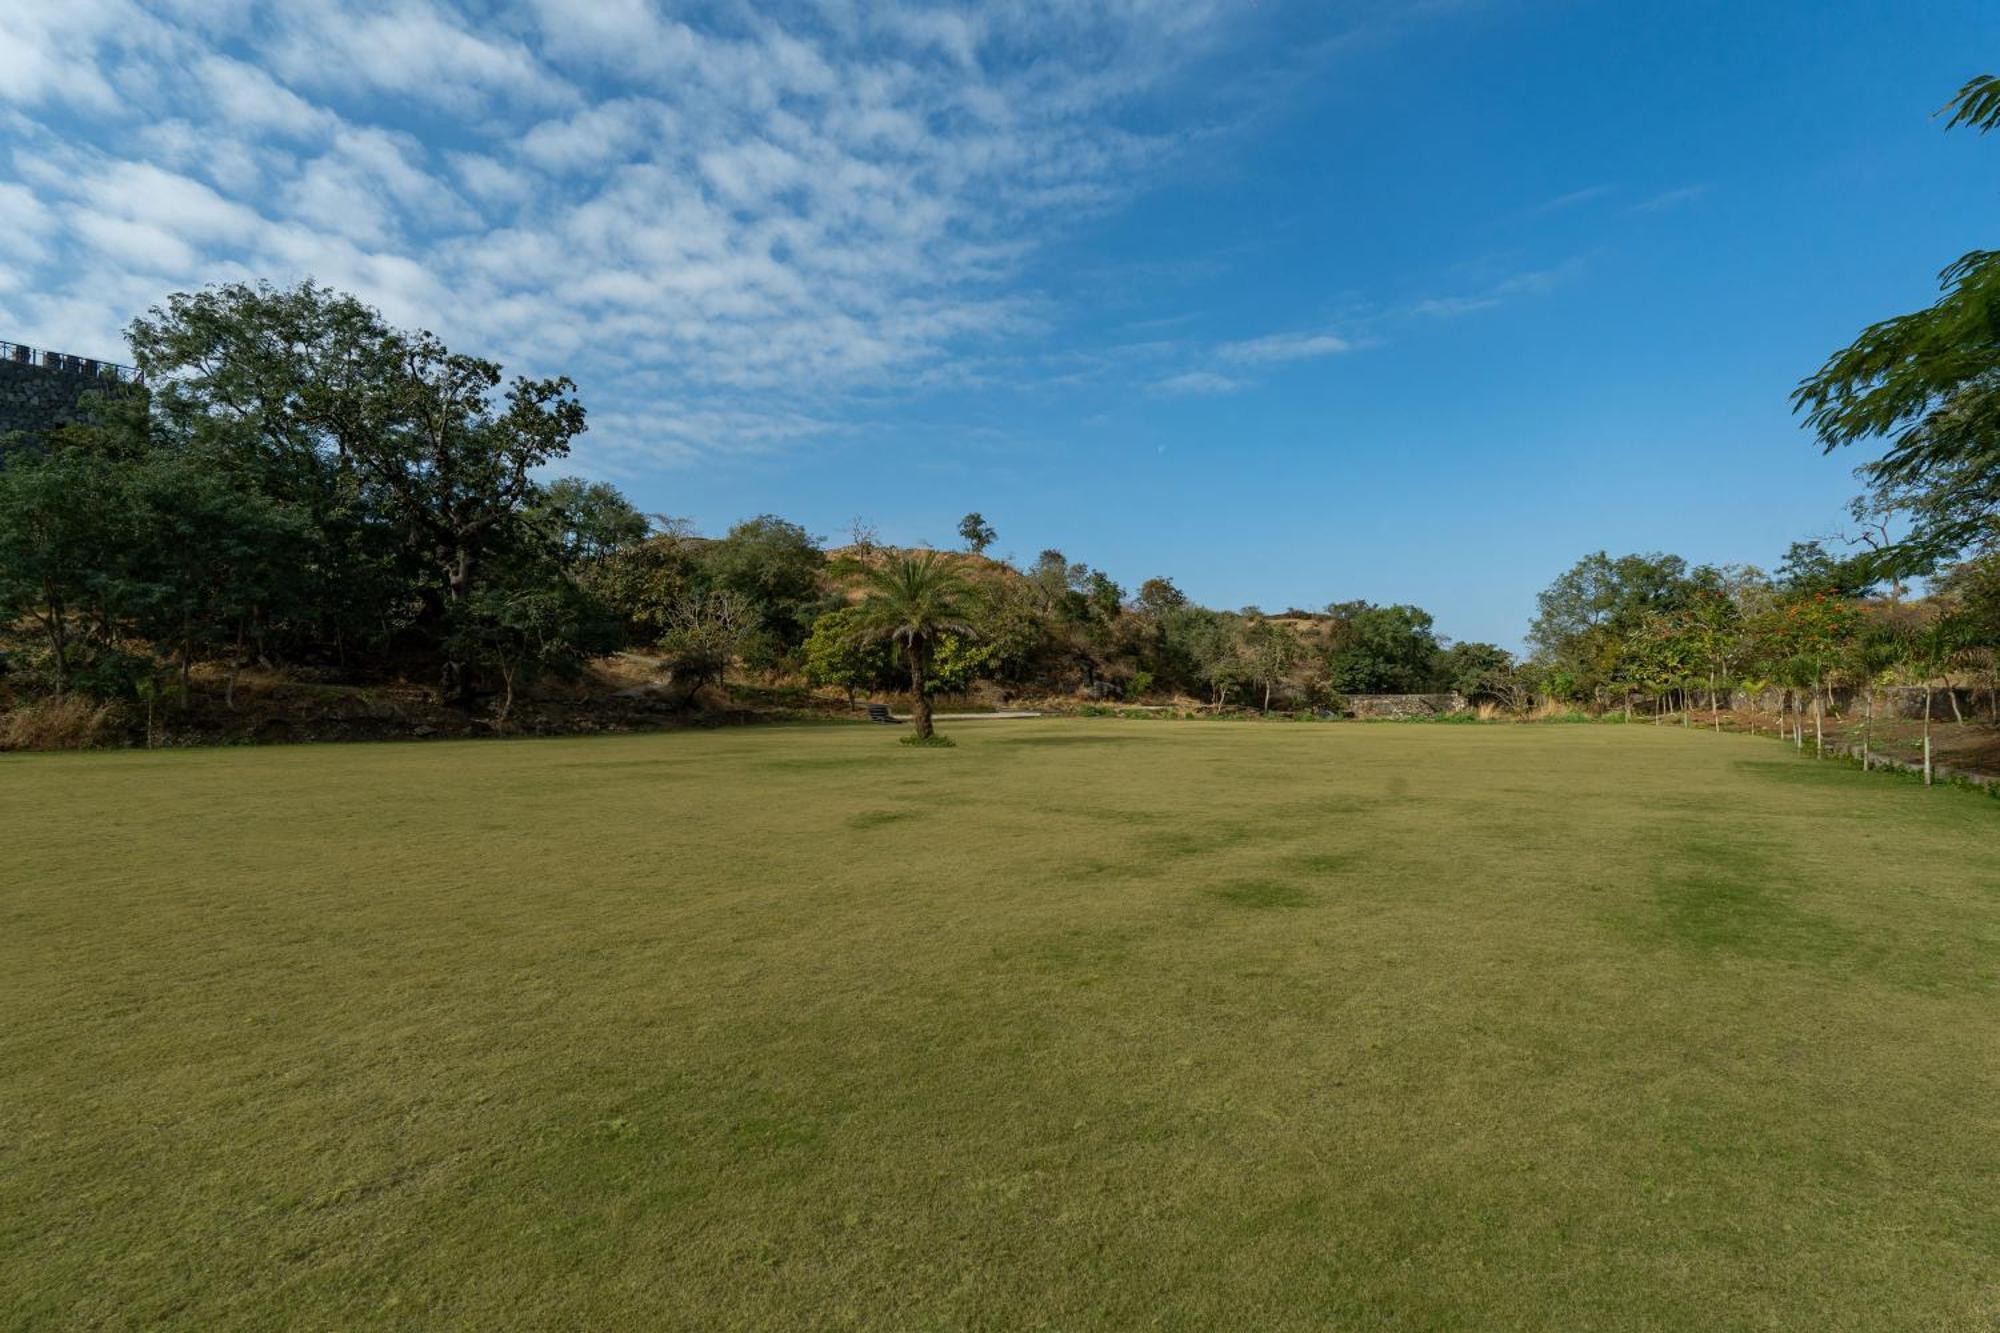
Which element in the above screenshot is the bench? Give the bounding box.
[865,703,901,724]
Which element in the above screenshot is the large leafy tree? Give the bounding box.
[1322,601,1443,694]
[127,280,592,704]
[1794,75,2000,568]
[703,515,828,663]
[1528,551,1704,701]
[1439,641,1518,704]
[856,551,979,739]
[343,333,585,702]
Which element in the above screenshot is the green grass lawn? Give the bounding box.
[5,721,1999,1330]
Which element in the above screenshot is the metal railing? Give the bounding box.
[0,340,143,384]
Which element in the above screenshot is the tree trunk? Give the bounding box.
[1813,689,1823,758]
[1862,689,1872,770]
[41,594,70,695]
[440,543,476,707]
[908,643,933,739]
[1262,679,1272,713]
[496,660,517,732]
[1924,687,1934,787]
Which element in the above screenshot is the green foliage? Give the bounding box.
[927,633,994,696]
[1322,601,1443,693]
[896,731,957,747]
[584,521,707,642]
[1776,540,1875,597]
[1794,77,2000,567]
[538,477,649,563]
[802,606,900,700]
[702,515,829,658]
[1439,641,1517,703]
[1942,73,2000,132]
[956,511,996,554]
[1134,577,1187,617]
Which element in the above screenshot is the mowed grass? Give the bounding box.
[4,722,1999,1330]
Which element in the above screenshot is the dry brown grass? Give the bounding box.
[0,694,123,751]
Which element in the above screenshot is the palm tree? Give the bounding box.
[856,551,980,740]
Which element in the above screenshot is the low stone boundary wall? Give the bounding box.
[1345,693,1466,719]
[1728,686,1994,721]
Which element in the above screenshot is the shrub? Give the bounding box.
[898,732,956,748]
[0,694,124,750]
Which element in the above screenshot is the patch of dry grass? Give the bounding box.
[0,693,122,750]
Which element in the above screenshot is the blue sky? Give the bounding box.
[2,1,1996,648]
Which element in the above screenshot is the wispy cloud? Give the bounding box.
[1632,183,1711,213]
[1218,330,1352,363]
[1518,184,1613,218]
[1407,256,1587,320]
[1152,370,1245,396]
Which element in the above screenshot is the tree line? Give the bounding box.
[0,280,1509,735]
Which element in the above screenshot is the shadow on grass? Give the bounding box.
[847,809,924,830]
[1205,878,1315,909]
[1640,833,1857,967]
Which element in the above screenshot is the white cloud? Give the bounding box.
[519,99,668,174]
[1218,330,1351,363]
[0,0,1348,468]
[1407,257,1586,320]
[264,2,573,112]
[195,55,333,138]
[0,2,128,111]
[1633,183,1711,213]
[1520,184,1612,218]
[1152,370,1244,396]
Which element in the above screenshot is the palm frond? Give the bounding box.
[1942,73,2000,133]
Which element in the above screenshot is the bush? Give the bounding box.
[0,694,124,750]
[898,732,956,748]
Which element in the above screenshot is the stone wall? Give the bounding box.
[1345,692,1466,718]
[0,356,139,447]
[1727,684,1994,721]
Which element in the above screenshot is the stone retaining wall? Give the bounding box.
[1345,692,1466,718]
